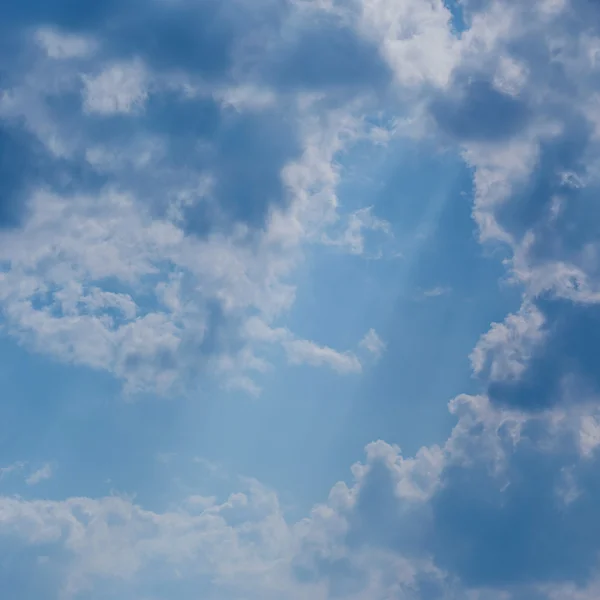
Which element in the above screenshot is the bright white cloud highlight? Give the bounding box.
[471,302,546,381]
[283,338,362,373]
[357,0,461,88]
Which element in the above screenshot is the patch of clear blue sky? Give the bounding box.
[445,0,467,34]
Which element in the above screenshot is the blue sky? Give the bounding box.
[1,0,600,598]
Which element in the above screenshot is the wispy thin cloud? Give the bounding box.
[26,464,54,486]
[422,286,451,298]
[0,461,25,480]
[359,328,386,359]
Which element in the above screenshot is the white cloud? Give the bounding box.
[511,233,600,304]
[0,442,439,598]
[0,93,387,393]
[242,317,289,344]
[422,286,451,298]
[359,328,386,358]
[359,439,444,501]
[0,461,25,480]
[224,374,264,397]
[470,302,546,381]
[321,206,393,257]
[1,393,597,599]
[357,0,461,88]
[283,338,362,374]
[0,10,406,396]
[580,416,600,458]
[216,85,277,112]
[35,28,97,59]
[0,482,300,598]
[26,463,54,486]
[243,317,366,374]
[493,55,529,97]
[5,0,600,597]
[445,0,600,316]
[0,188,192,393]
[82,60,149,115]
[461,124,557,244]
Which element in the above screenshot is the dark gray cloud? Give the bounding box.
[347,461,432,556]
[1,0,391,240]
[265,20,392,92]
[431,79,530,142]
[0,124,39,229]
[431,437,599,587]
[488,301,600,410]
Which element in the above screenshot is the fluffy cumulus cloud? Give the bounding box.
[2,0,600,599]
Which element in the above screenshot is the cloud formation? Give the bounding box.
[2,394,599,600]
[2,0,600,599]
[0,8,394,393]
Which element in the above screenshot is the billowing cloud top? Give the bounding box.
[1,0,600,598]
